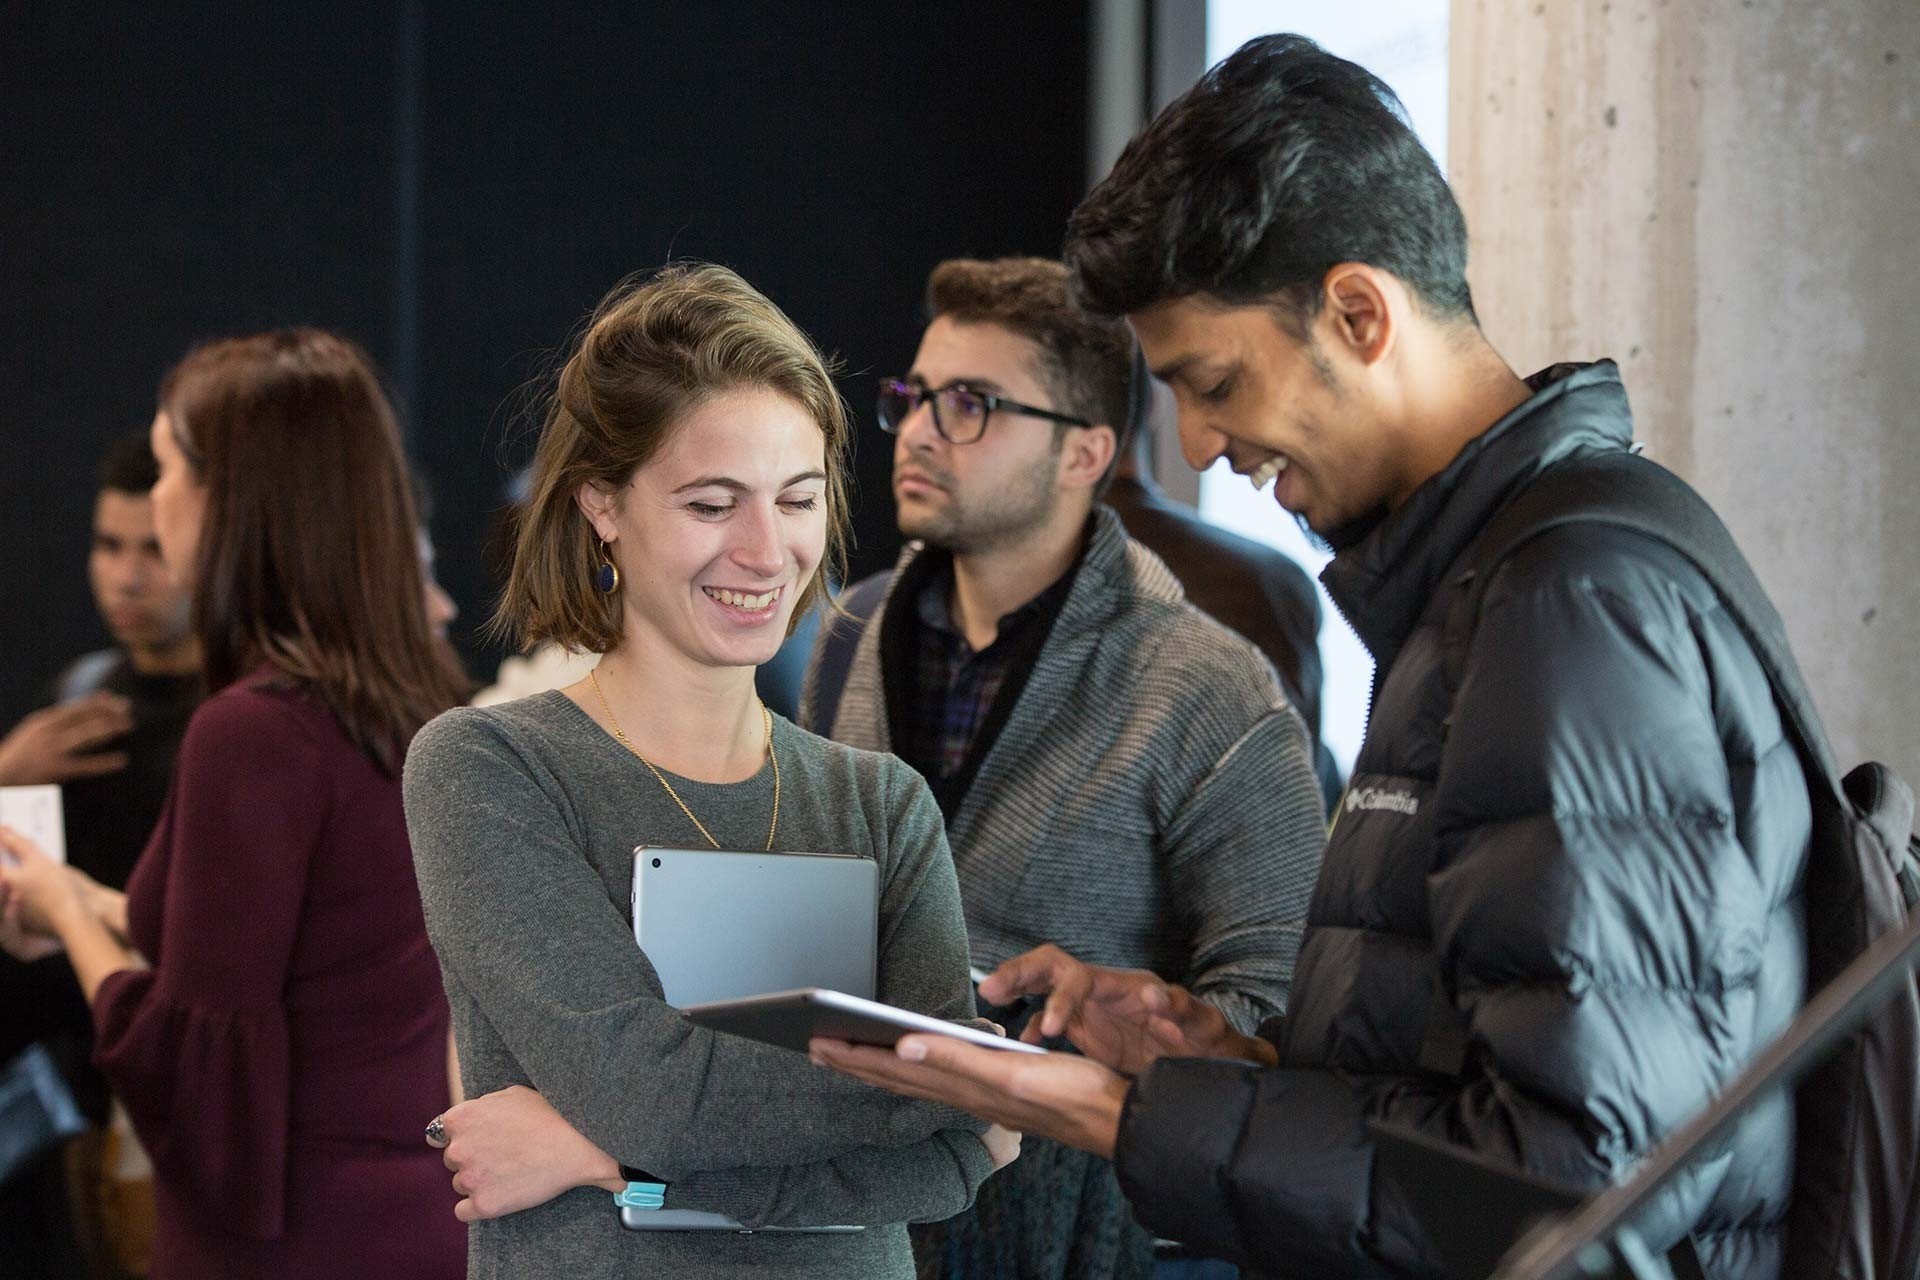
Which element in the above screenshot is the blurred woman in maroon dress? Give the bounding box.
[0,329,468,1278]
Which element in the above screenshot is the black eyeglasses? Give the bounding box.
[876,377,1091,445]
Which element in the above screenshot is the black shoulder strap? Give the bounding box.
[806,571,893,738]
[1442,450,1844,808]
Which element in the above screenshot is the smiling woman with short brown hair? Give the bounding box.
[402,263,1013,1280]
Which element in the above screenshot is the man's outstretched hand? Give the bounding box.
[0,694,133,786]
[809,1032,1132,1160]
[980,944,1278,1073]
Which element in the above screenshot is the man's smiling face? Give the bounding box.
[1129,297,1399,539]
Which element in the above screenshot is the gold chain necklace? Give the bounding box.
[587,669,780,852]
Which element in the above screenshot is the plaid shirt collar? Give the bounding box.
[899,551,1075,787]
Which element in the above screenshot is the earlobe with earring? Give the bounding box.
[595,537,621,594]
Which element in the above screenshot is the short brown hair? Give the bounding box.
[159,329,467,773]
[496,263,852,654]
[925,257,1135,434]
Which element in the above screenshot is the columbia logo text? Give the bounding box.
[1345,786,1420,816]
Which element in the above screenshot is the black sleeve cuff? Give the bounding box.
[1113,1057,1263,1263]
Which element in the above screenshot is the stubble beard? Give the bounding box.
[898,466,1059,558]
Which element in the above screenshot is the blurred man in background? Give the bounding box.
[1,429,199,1279]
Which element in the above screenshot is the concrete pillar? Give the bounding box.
[1449,0,1920,784]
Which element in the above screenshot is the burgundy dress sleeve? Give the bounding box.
[92,688,331,1240]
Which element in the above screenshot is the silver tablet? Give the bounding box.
[683,987,1050,1056]
[632,847,878,1006]
[615,1207,864,1234]
[624,849,881,1234]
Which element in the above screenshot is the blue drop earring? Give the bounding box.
[595,538,621,595]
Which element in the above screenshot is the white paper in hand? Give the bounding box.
[0,785,67,864]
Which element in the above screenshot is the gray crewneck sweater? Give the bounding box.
[403,691,993,1280]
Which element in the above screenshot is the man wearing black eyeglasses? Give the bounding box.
[800,256,1325,1280]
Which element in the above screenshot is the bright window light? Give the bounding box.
[1198,1,1449,777]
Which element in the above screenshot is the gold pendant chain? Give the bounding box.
[587,669,780,852]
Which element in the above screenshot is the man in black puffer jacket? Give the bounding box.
[1094,351,1810,1278]
[810,33,1811,1280]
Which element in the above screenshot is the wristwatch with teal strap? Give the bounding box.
[614,1165,666,1211]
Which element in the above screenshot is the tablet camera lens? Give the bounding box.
[651,857,661,868]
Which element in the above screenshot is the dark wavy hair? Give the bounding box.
[159,329,467,773]
[1065,34,1475,333]
[925,257,1133,433]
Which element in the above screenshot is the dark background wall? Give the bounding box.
[1,2,1090,722]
